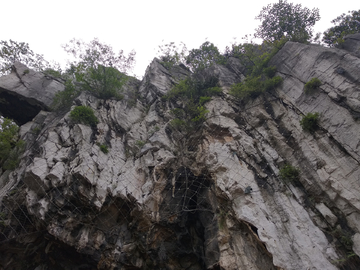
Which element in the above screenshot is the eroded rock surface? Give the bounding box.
[1,43,360,269]
[0,62,64,125]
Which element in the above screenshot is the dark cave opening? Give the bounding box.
[157,167,219,269]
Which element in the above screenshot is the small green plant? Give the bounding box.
[304,77,321,94]
[52,80,80,110]
[69,106,99,127]
[97,143,109,154]
[44,68,62,78]
[31,126,41,135]
[300,112,320,133]
[164,76,221,131]
[230,75,283,100]
[279,164,300,183]
[0,118,25,171]
[169,119,187,130]
[22,69,29,75]
[135,140,146,149]
[332,228,354,250]
[148,126,160,137]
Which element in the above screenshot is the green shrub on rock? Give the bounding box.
[304,78,321,94]
[279,164,300,183]
[0,118,25,170]
[70,106,99,127]
[300,112,320,133]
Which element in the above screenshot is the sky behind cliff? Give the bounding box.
[3,0,359,78]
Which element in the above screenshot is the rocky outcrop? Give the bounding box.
[1,42,360,269]
[344,33,360,58]
[0,62,64,125]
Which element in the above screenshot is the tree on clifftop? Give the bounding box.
[322,10,360,47]
[255,0,320,43]
[0,40,54,76]
[59,38,136,102]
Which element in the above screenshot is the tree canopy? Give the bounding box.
[254,0,320,43]
[0,40,57,76]
[53,38,137,106]
[322,10,360,47]
[185,41,226,72]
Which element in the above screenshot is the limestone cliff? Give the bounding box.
[1,37,360,270]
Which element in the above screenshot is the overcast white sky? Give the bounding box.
[2,0,359,78]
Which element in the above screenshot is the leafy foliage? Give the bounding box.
[228,40,285,101]
[97,143,109,154]
[254,0,320,43]
[69,106,99,127]
[135,140,146,149]
[300,112,320,133]
[157,41,225,73]
[0,40,60,76]
[185,41,226,72]
[230,75,283,100]
[164,76,222,131]
[62,38,135,100]
[279,164,300,182]
[0,118,25,170]
[322,10,360,47]
[304,77,321,94]
[157,41,188,69]
[52,80,80,110]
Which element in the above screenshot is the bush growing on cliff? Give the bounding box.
[163,76,221,130]
[52,80,80,110]
[230,75,283,100]
[185,41,226,72]
[227,38,286,101]
[323,10,360,47]
[157,41,188,70]
[0,118,25,170]
[279,164,300,182]
[62,38,135,100]
[300,112,320,133]
[97,143,109,154]
[157,41,226,73]
[304,77,321,94]
[70,106,99,127]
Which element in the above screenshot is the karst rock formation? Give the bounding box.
[1,35,360,270]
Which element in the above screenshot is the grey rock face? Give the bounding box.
[0,62,64,125]
[1,45,360,270]
[343,33,360,58]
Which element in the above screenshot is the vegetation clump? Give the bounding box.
[279,164,300,183]
[300,112,320,133]
[254,0,320,43]
[135,140,146,149]
[163,76,222,131]
[97,143,109,154]
[52,38,135,110]
[304,77,321,94]
[0,118,25,171]
[69,106,99,127]
[323,10,360,47]
[0,40,59,76]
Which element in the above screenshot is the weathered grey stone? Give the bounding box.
[343,33,360,58]
[0,62,64,125]
[23,157,49,195]
[315,203,338,227]
[353,233,360,257]
[138,58,190,103]
[2,42,360,269]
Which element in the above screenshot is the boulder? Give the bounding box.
[0,62,64,125]
[343,33,360,58]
